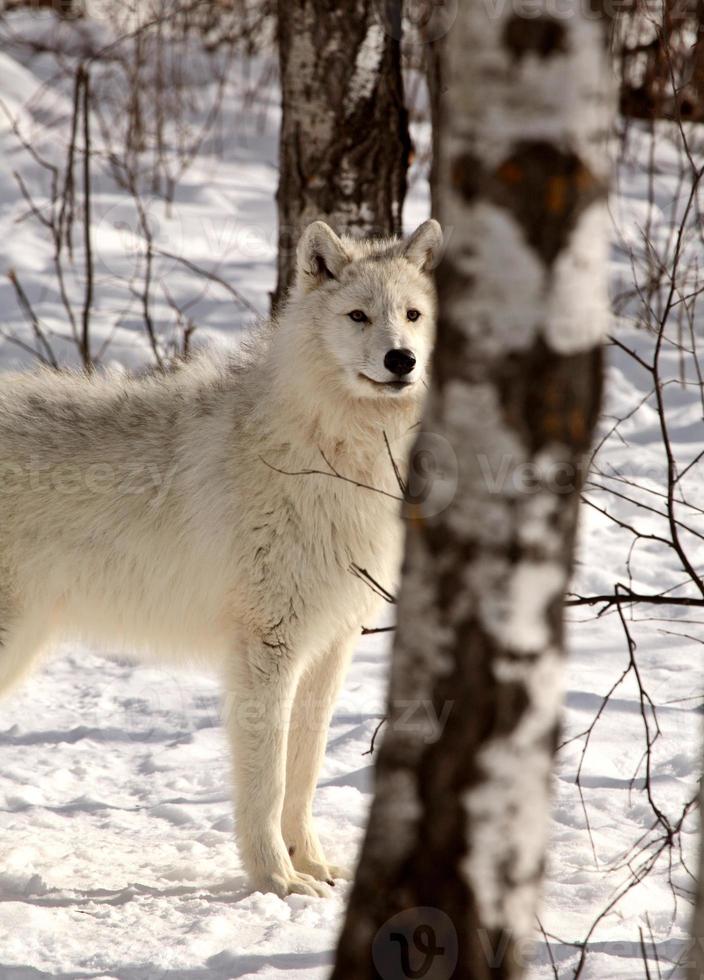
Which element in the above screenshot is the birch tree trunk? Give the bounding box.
[331,3,612,978]
[273,0,411,312]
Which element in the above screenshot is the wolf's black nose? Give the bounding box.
[384,348,416,377]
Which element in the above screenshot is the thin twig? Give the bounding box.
[6,270,58,369]
[79,65,93,371]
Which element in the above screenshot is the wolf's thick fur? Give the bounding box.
[0,219,441,897]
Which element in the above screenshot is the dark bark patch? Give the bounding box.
[450,151,483,203]
[503,15,568,61]
[493,677,531,737]
[488,141,604,266]
[448,142,604,268]
[497,338,603,456]
[436,256,475,303]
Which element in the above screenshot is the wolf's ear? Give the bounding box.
[402,219,443,273]
[296,221,351,290]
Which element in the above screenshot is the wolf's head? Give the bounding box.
[286,219,442,402]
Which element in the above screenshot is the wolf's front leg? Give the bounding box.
[281,634,356,884]
[224,646,331,898]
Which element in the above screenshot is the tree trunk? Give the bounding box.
[331,3,612,978]
[273,0,411,313]
[426,37,443,218]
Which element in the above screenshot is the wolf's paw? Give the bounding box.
[327,863,353,882]
[291,855,353,884]
[254,869,332,899]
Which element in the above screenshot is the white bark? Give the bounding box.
[332,3,612,977]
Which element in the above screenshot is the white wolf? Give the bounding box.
[0,218,441,897]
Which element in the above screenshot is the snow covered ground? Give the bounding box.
[0,9,703,979]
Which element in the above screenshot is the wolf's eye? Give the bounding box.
[407,309,421,322]
[348,310,368,323]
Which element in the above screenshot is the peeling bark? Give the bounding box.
[332,2,612,978]
[273,0,411,313]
